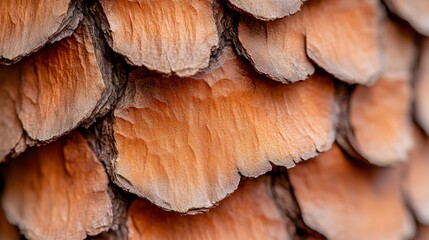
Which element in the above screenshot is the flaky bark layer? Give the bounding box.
[289,145,415,240]
[15,16,126,144]
[2,132,114,240]
[237,14,314,83]
[90,48,337,213]
[99,0,219,77]
[385,0,429,36]
[305,0,381,84]
[0,65,24,160]
[18,24,104,141]
[0,0,81,64]
[336,19,415,166]
[236,0,381,84]
[349,78,412,165]
[127,177,291,240]
[227,0,306,20]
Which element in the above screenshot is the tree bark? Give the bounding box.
[0,0,429,239]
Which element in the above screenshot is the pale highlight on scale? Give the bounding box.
[289,145,415,240]
[0,0,80,63]
[339,18,415,166]
[2,132,113,240]
[228,0,305,20]
[99,0,219,77]
[237,0,381,85]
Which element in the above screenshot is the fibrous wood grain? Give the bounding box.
[0,65,24,160]
[0,0,81,64]
[385,0,429,36]
[127,177,291,240]
[236,0,381,84]
[227,0,306,20]
[99,0,219,77]
[288,145,415,240]
[415,40,429,135]
[2,132,114,240]
[17,19,125,143]
[91,48,337,213]
[403,127,429,225]
[337,19,415,166]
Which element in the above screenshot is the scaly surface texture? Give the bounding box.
[17,24,106,142]
[2,132,113,240]
[127,178,290,240]
[237,0,381,84]
[111,49,337,213]
[339,18,415,166]
[289,145,415,240]
[238,14,314,83]
[99,0,218,77]
[0,0,79,63]
[350,78,412,165]
[228,0,306,20]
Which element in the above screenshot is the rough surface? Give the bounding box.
[416,40,429,135]
[2,132,113,240]
[99,0,219,77]
[228,0,305,20]
[0,65,23,160]
[349,78,412,165]
[109,49,337,213]
[288,145,415,240]
[17,20,123,142]
[305,0,381,84]
[403,127,429,225]
[237,14,314,83]
[236,0,381,85]
[385,0,429,36]
[338,19,415,166]
[0,0,80,64]
[127,178,291,240]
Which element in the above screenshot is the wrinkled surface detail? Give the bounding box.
[238,0,381,85]
[0,0,77,63]
[289,145,415,240]
[100,0,218,77]
[112,49,337,213]
[127,178,290,240]
[228,0,305,20]
[2,132,113,240]
[18,24,105,141]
